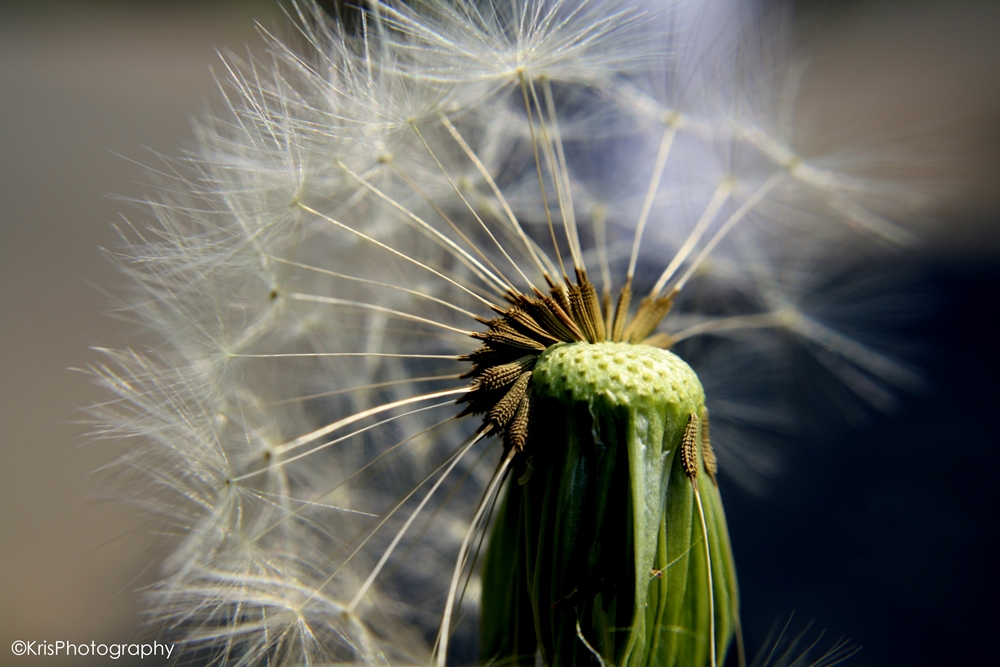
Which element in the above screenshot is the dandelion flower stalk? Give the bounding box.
[479,341,737,666]
[91,1,928,665]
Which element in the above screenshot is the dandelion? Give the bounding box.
[91,1,928,665]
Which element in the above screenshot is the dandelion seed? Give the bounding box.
[91,1,929,665]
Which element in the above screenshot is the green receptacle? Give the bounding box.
[482,343,738,667]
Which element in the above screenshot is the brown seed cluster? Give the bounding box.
[680,412,701,481]
[459,270,677,454]
[681,409,720,487]
[700,405,719,486]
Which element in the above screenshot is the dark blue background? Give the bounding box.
[727,246,1000,666]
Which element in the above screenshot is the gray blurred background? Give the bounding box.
[1,1,998,666]
[1,3,278,665]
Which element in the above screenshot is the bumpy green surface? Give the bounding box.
[481,342,738,667]
[532,342,705,409]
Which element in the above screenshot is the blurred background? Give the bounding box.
[1,1,997,666]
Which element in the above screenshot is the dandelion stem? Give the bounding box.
[692,480,717,667]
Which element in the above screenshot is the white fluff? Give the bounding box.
[91,1,928,664]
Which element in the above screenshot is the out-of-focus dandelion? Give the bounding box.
[90,1,930,665]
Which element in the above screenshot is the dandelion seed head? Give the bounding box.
[92,0,933,663]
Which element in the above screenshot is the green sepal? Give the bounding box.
[480,343,738,667]
[480,479,538,665]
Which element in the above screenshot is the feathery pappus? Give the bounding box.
[89,1,929,664]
